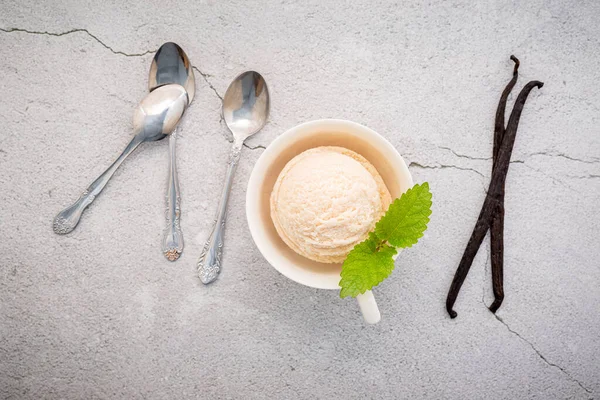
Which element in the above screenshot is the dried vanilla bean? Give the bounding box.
[446,60,543,318]
[489,55,519,313]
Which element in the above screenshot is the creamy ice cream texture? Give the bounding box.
[270,146,391,263]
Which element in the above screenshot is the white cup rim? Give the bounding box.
[246,119,413,290]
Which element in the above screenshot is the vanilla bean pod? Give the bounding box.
[489,56,520,313]
[446,63,543,318]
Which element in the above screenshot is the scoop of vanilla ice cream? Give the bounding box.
[270,146,391,263]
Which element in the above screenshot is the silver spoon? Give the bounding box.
[149,42,196,261]
[53,84,189,234]
[197,71,270,284]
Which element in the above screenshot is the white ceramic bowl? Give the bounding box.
[246,119,413,322]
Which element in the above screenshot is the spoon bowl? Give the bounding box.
[148,42,195,102]
[223,71,269,141]
[133,84,188,141]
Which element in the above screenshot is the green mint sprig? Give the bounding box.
[339,182,432,298]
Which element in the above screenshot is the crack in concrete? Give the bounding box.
[243,143,266,151]
[493,314,593,396]
[528,151,600,164]
[439,146,492,161]
[571,174,600,180]
[439,145,599,168]
[192,66,223,101]
[0,27,155,57]
[518,163,575,191]
[190,65,237,144]
[409,161,485,178]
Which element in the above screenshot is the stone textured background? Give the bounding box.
[1,1,599,399]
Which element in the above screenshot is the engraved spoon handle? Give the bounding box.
[53,134,144,234]
[162,131,183,261]
[197,142,243,283]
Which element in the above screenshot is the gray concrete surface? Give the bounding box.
[1,0,599,399]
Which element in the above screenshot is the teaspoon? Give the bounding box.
[197,71,269,284]
[53,84,189,234]
[149,42,196,261]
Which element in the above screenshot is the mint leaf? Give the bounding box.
[339,182,432,298]
[374,182,432,248]
[339,233,397,298]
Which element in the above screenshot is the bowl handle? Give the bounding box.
[356,291,381,324]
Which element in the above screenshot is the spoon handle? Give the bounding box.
[197,142,243,284]
[162,131,183,261]
[52,134,144,234]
